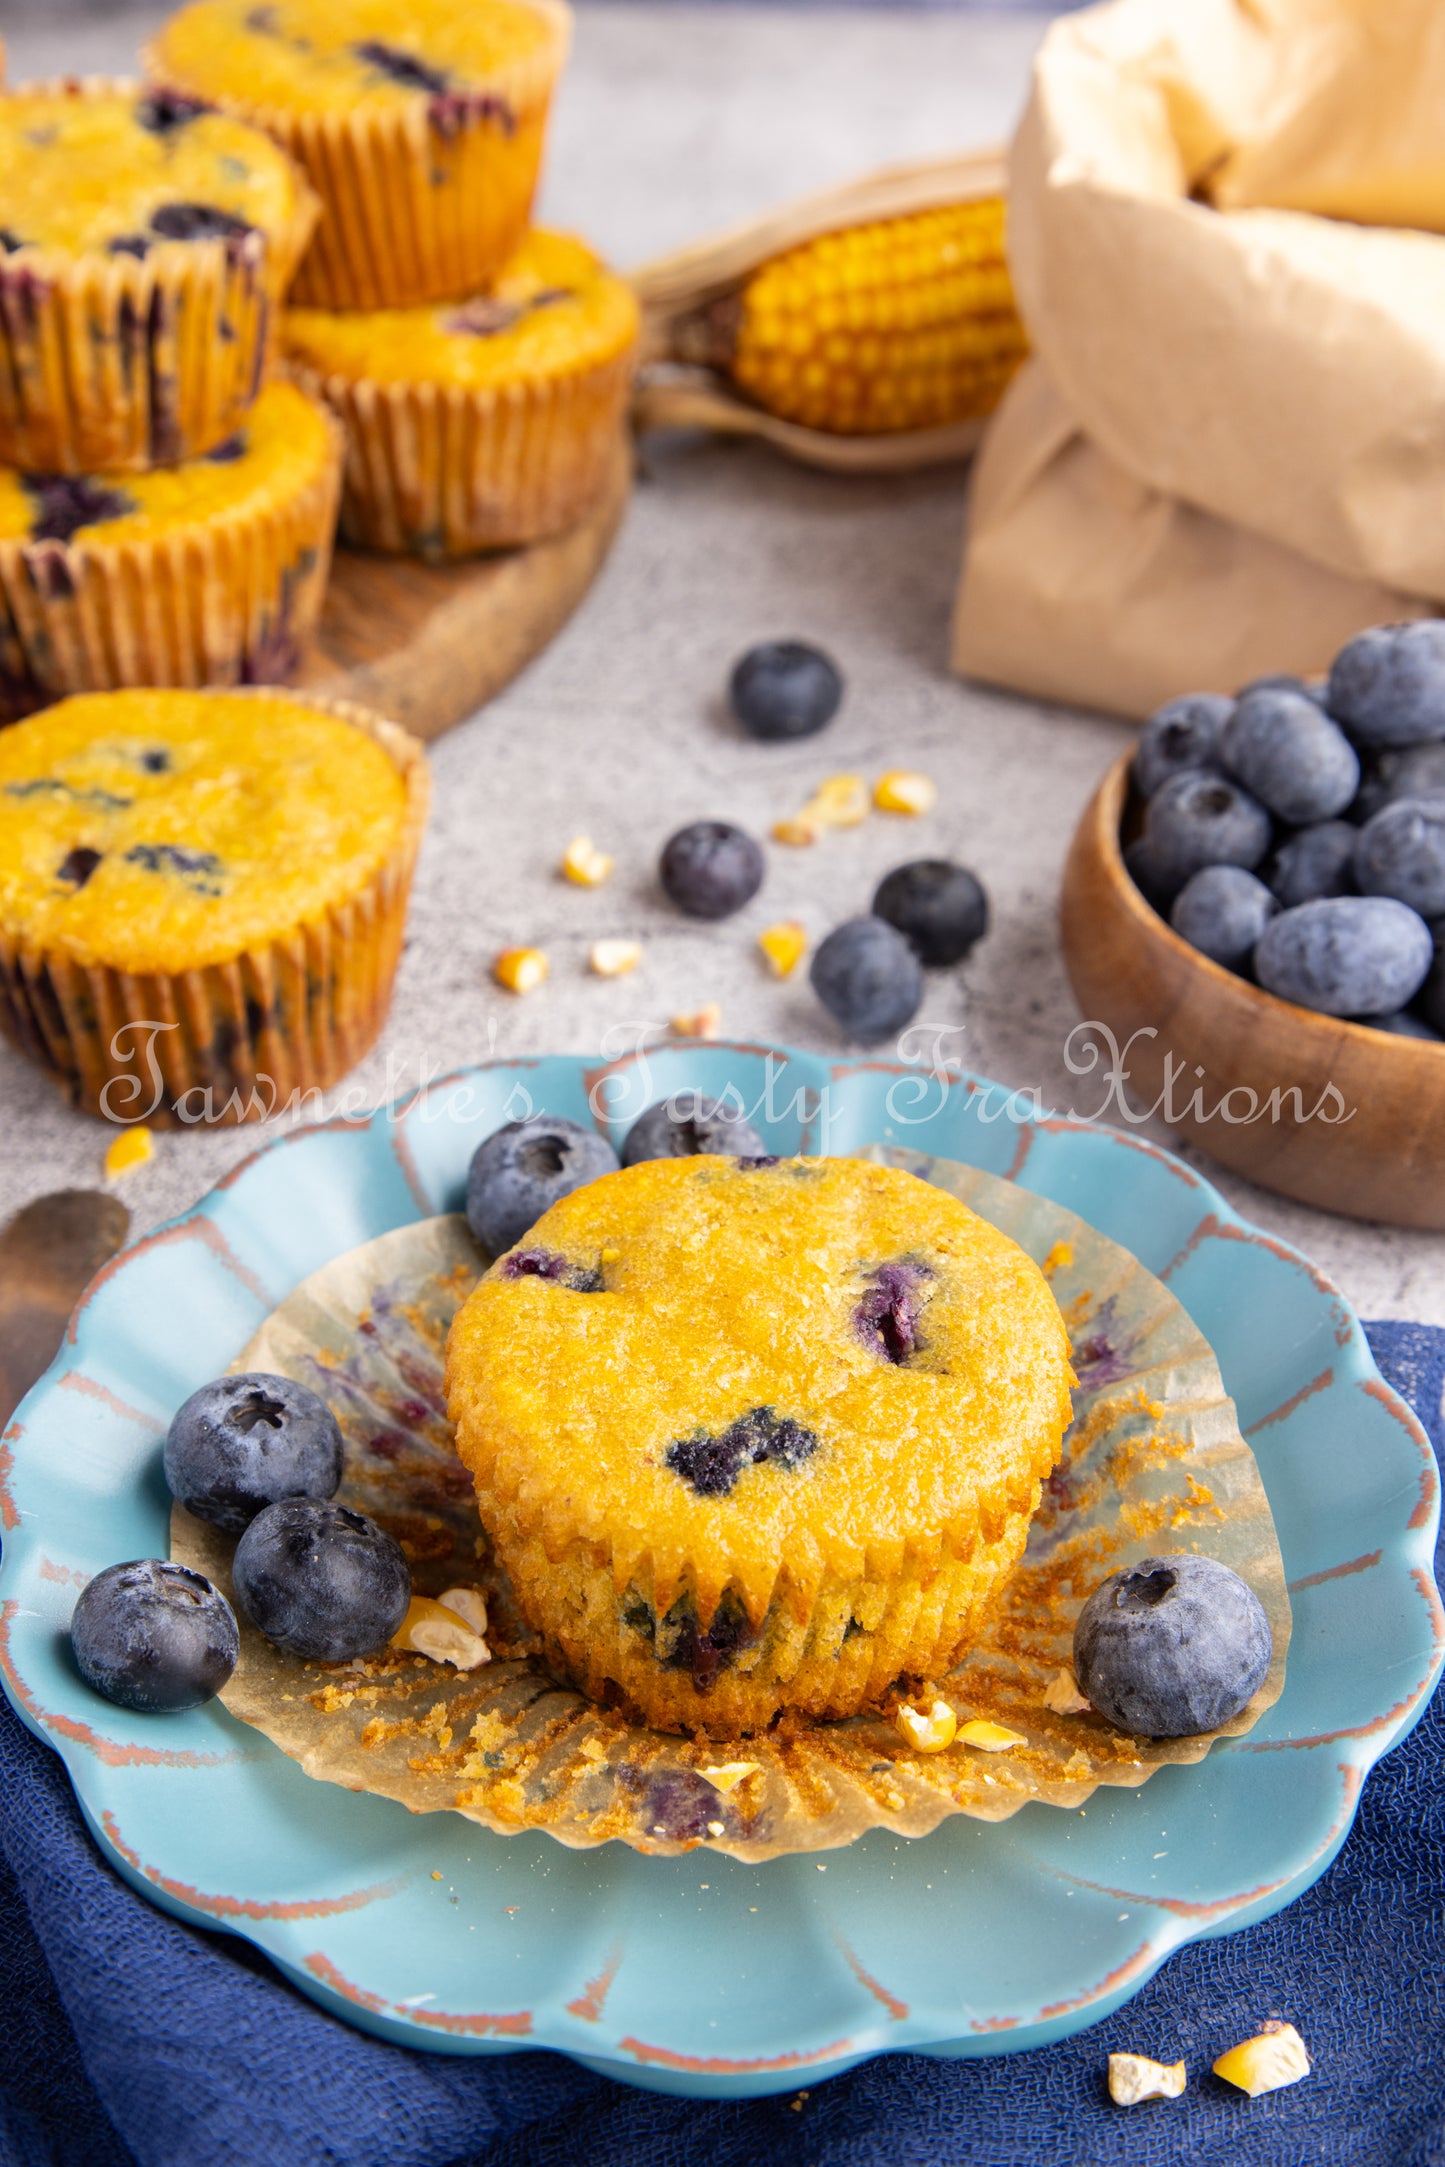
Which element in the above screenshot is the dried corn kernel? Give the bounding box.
[436,1586,488,1637]
[772,811,820,847]
[671,1003,721,1040]
[493,946,548,994]
[698,1761,760,1794]
[393,1595,490,1671]
[758,920,808,978]
[1108,2054,1187,2106]
[1213,2023,1310,2098]
[561,835,614,886]
[810,773,869,828]
[956,1719,1026,1752]
[896,1699,957,1753]
[874,769,938,816]
[1043,1668,1092,1716]
[589,938,643,978]
[104,1126,153,1180]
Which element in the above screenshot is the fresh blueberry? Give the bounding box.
[871,858,989,967]
[231,1498,410,1662]
[1265,820,1358,907]
[1354,799,1445,920]
[729,641,843,741]
[1144,771,1273,886]
[1122,835,1184,915]
[659,820,764,919]
[163,1371,344,1535]
[810,916,923,1043]
[1356,742,1445,821]
[622,1094,766,1166]
[1327,621,1445,747]
[1238,673,1329,709]
[466,1115,619,1255]
[1073,1554,1271,1737]
[70,1559,238,1713]
[1219,687,1360,823]
[1169,866,1278,972]
[1131,692,1232,799]
[1368,1008,1441,1041]
[1254,897,1433,1017]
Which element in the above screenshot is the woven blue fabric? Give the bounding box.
[1,1317,1441,2167]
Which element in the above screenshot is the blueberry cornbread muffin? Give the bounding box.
[146,0,571,310]
[0,382,342,719]
[0,82,317,473]
[446,1154,1074,1735]
[283,229,637,555]
[0,687,427,1123]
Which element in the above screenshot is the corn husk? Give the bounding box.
[172,1151,1288,1860]
[631,150,1007,474]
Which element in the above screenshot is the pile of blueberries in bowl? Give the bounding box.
[1124,620,1445,1038]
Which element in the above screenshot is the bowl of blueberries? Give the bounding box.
[1060,619,1445,1229]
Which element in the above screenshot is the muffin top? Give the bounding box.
[149,0,570,120]
[0,383,337,551]
[446,1154,1074,1621]
[0,84,306,260]
[283,230,639,391]
[0,690,409,973]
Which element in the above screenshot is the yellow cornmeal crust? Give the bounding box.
[283,230,638,555]
[146,0,571,309]
[0,688,428,1124]
[446,1155,1075,1735]
[0,382,342,717]
[0,81,317,474]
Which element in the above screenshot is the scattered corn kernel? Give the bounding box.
[758,920,808,978]
[1043,1668,1092,1716]
[698,1761,760,1794]
[772,810,820,847]
[956,1719,1027,1752]
[561,835,614,886]
[895,1699,958,1753]
[1213,2023,1310,2098]
[104,1126,152,1180]
[1108,2054,1187,2106]
[810,773,869,828]
[436,1586,488,1637]
[671,1003,721,1040]
[589,938,643,978]
[874,769,938,816]
[392,1595,490,1671]
[493,946,548,995]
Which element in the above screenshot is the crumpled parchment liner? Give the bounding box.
[172,1152,1290,1860]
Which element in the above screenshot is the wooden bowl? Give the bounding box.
[1060,753,1445,1229]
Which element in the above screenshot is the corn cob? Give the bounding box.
[693,199,1026,437]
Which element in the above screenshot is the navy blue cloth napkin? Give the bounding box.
[2,1318,1442,2167]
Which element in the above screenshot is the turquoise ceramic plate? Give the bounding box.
[0,1045,1439,2099]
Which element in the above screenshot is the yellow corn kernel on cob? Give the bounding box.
[724,199,1026,436]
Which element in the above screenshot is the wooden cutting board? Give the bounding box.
[293,434,632,744]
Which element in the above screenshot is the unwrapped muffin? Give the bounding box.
[446,1154,1074,1734]
[283,229,638,554]
[146,0,571,309]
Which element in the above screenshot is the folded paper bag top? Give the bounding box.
[954,0,1445,720]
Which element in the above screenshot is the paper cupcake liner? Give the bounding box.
[0,690,428,1126]
[170,1158,1291,1861]
[145,9,570,311]
[288,343,636,556]
[0,78,318,474]
[0,403,343,721]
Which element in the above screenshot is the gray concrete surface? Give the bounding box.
[2,3,1441,1324]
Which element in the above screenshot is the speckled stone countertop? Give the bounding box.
[2,3,1440,1324]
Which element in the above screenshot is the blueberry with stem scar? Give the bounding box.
[71,1558,238,1712]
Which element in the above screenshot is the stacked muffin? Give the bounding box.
[0,78,342,716]
[146,0,640,559]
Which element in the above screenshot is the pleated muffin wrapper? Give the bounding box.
[171,1152,1291,1861]
[144,5,571,312]
[0,689,428,1127]
[285,336,637,557]
[0,395,344,722]
[0,79,319,475]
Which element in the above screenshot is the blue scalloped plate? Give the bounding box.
[1,1045,1439,2099]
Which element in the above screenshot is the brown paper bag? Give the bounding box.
[954,0,1445,719]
